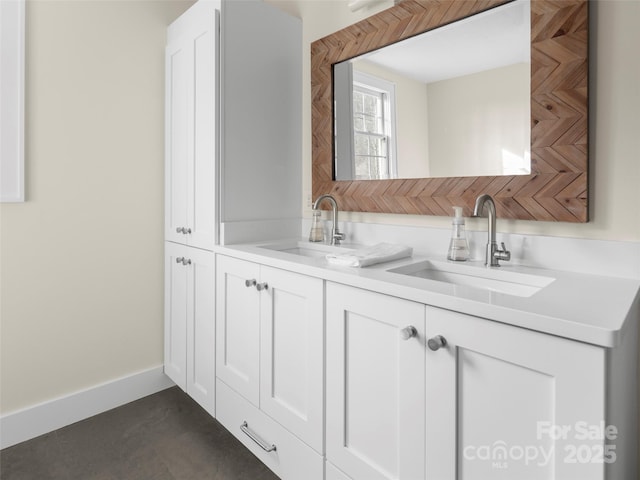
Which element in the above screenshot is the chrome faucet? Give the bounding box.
[312,194,345,245]
[473,194,511,267]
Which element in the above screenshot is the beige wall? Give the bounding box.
[427,63,529,178]
[273,0,640,242]
[0,0,193,414]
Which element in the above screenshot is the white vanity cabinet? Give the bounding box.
[425,306,608,480]
[215,255,324,479]
[164,242,215,416]
[325,282,427,480]
[324,282,634,480]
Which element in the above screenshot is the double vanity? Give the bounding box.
[207,235,639,480]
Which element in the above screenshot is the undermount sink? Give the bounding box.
[388,260,555,297]
[258,240,354,258]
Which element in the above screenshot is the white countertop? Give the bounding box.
[212,239,640,348]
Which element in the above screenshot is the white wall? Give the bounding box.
[0,0,194,414]
[271,0,640,242]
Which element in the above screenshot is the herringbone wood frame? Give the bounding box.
[311,0,588,222]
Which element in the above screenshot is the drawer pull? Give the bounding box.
[240,421,277,453]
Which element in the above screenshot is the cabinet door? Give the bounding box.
[164,242,188,389]
[216,255,260,406]
[426,306,606,480]
[185,247,215,416]
[326,283,426,480]
[187,9,217,250]
[165,4,218,249]
[165,36,190,246]
[260,266,323,453]
[326,461,352,480]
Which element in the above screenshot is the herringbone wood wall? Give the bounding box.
[311,0,588,222]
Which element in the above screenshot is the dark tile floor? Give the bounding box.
[0,387,279,480]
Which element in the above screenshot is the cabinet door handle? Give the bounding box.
[399,325,417,340]
[427,335,447,351]
[184,227,192,234]
[181,258,191,266]
[176,227,184,234]
[240,421,277,452]
[176,257,184,264]
[245,279,257,287]
[256,282,268,291]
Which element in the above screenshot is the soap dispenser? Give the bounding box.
[308,209,324,242]
[447,206,470,261]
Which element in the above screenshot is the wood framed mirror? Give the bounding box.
[311,0,588,221]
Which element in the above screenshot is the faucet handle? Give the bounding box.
[333,231,346,245]
[495,242,511,262]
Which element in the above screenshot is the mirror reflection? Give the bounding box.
[333,0,531,181]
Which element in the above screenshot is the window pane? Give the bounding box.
[354,157,368,179]
[364,115,377,134]
[353,91,363,112]
[354,134,368,155]
[363,95,374,114]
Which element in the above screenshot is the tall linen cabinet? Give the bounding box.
[164,0,301,417]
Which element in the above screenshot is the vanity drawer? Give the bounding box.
[216,380,323,480]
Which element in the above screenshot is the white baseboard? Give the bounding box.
[0,365,175,449]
